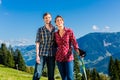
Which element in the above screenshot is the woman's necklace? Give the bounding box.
[59,29,65,37]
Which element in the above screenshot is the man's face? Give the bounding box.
[44,14,52,24]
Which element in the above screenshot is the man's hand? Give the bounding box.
[36,56,40,64]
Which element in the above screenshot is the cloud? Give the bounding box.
[92,25,110,32]
[103,26,110,32]
[105,26,110,31]
[0,0,2,5]
[92,25,99,31]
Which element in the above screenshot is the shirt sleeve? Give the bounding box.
[35,28,41,43]
[69,29,79,51]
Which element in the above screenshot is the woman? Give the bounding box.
[54,15,81,80]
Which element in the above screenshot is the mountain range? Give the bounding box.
[14,32,120,74]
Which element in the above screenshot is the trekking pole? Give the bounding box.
[79,57,87,80]
[76,48,87,80]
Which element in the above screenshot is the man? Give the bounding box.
[32,12,56,80]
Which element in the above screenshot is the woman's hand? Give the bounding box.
[76,49,80,55]
[78,48,86,57]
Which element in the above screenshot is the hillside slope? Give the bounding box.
[0,64,48,80]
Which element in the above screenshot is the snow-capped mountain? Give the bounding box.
[0,39,33,47]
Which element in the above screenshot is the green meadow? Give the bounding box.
[0,65,60,80]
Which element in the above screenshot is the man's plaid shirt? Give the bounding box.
[35,26,56,56]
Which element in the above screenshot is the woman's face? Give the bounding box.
[44,14,52,24]
[55,17,64,28]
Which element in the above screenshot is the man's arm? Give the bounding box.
[36,42,40,64]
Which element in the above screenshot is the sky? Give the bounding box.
[0,0,120,46]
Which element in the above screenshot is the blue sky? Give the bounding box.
[0,0,120,46]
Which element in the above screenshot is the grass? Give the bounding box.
[0,64,60,80]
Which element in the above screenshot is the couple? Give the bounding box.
[33,12,82,80]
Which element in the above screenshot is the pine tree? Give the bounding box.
[14,49,26,71]
[108,56,115,80]
[114,59,120,80]
[91,68,100,80]
[0,46,2,64]
[8,45,15,55]
[7,45,15,67]
[86,69,91,80]
[118,60,120,79]
[0,43,15,67]
[6,50,15,67]
[0,43,8,66]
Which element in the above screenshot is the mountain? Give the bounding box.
[14,45,36,66]
[0,39,31,46]
[14,32,120,74]
[77,32,120,73]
